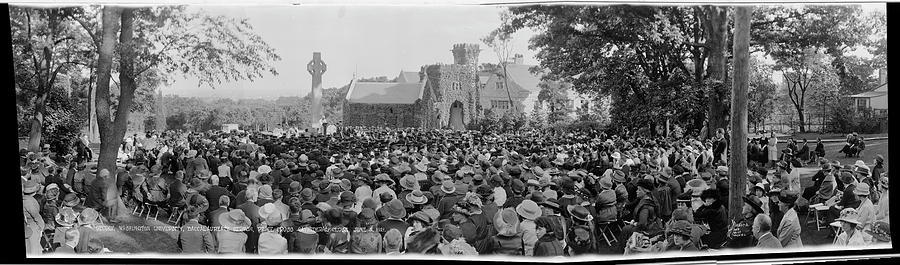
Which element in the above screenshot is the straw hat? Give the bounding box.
[669,220,693,238]
[854,183,871,196]
[55,207,78,227]
[219,209,252,232]
[515,200,542,221]
[440,180,457,194]
[258,203,284,226]
[835,208,861,225]
[383,199,407,219]
[78,208,100,225]
[399,175,419,190]
[686,179,709,196]
[494,208,521,237]
[567,205,594,222]
[406,190,428,205]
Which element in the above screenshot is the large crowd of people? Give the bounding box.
[22,126,890,256]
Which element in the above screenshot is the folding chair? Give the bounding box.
[595,220,619,246]
[830,221,842,244]
[167,206,184,225]
[145,202,160,221]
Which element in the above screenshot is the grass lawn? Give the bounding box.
[787,133,888,141]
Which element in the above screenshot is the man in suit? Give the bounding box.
[776,190,803,248]
[177,207,216,253]
[753,214,782,248]
[237,189,263,253]
[208,195,231,243]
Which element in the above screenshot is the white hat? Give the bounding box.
[257,165,272,174]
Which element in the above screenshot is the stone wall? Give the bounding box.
[422,63,480,129]
[343,101,421,128]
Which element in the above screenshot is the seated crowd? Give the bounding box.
[22,127,890,256]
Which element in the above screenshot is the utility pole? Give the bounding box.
[729,5,752,224]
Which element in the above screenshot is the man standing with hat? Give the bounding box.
[23,180,44,254]
[376,199,409,240]
[437,180,464,220]
[516,199,542,256]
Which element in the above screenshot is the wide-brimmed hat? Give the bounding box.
[567,205,593,222]
[495,208,521,237]
[510,179,526,193]
[515,200,542,220]
[779,189,800,205]
[687,179,709,196]
[700,189,719,201]
[836,208,861,225]
[399,175,420,190]
[78,208,100,225]
[22,180,40,194]
[743,196,765,214]
[854,183,871,196]
[611,170,626,183]
[289,181,302,194]
[384,199,407,219]
[408,211,434,226]
[840,172,856,185]
[440,180,457,194]
[669,220,693,238]
[55,207,78,227]
[62,193,80,207]
[219,209,252,232]
[406,190,428,205]
[339,191,357,205]
[300,188,315,202]
[375,173,395,186]
[258,203,284,226]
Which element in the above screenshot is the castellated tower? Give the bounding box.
[452,43,480,68]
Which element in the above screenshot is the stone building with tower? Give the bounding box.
[343,43,598,129]
[344,43,482,130]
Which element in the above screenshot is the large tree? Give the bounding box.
[498,5,725,136]
[751,5,879,132]
[44,5,281,220]
[11,7,94,152]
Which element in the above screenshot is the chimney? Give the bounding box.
[879,68,887,84]
[452,43,480,66]
[419,66,426,83]
[513,54,524,65]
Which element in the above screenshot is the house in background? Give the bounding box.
[847,68,888,117]
[478,54,594,119]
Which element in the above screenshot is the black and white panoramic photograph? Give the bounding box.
[10,1,892,261]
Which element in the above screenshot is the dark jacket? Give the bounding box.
[695,201,728,248]
[534,235,565,257]
[205,186,236,212]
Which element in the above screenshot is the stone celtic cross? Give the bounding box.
[307,52,327,76]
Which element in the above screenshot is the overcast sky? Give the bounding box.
[162,5,538,99]
[160,3,885,99]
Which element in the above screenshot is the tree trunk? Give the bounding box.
[796,107,806,133]
[27,92,49,152]
[704,6,729,140]
[730,6,751,224]
[94,6,127,220]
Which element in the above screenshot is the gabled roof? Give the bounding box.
[396,71,421,83]
[848,91,888,98]
[345,79,426,105]
[504,64,543,92]
[848,82,888,98]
